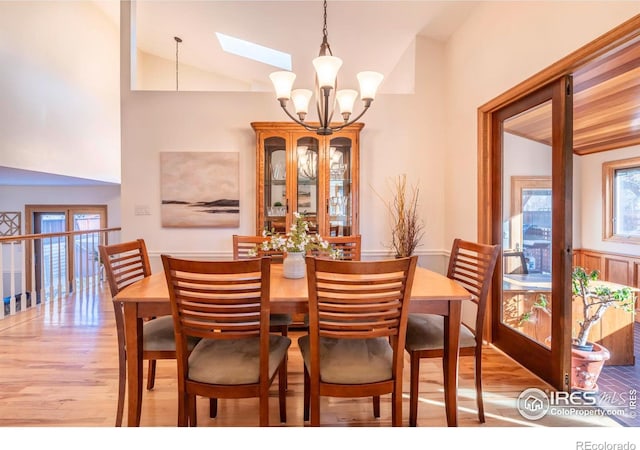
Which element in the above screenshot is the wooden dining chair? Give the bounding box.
[99,239,198,426]
[404,238,500,425]
[232,234,285,263]
[310,235,362,261]
[232,234,293,334]
[161,255,290,426]
[300,255,418,426]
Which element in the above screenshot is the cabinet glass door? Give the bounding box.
[328,137,352,236]
[295,136,319,232]
[264,137,287,233]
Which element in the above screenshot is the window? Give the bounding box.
[510,176,552,273]
[603,157,640,244]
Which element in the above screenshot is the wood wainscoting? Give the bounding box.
[574,249,639,365]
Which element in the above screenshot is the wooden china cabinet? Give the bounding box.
[252,122,362,237]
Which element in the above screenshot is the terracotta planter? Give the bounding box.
[571,342,610,392]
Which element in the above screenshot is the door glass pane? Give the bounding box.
[522,188,552,273]
[74,214,101,281]
[38,213,67,292]
[264,137,287,233]
[296,137,319,232]
[328,137,352,236]
[501,100,553,349]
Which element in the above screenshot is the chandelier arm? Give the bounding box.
[270,0,380,136]
[322,87,331,130]
[279,103,318,132]
[328,100,372,133]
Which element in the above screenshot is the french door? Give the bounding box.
[25,205,107,295]
[486,76,573,390]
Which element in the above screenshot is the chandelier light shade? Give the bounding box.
[269,0,383,135]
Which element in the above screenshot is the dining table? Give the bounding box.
[114,263,472,427]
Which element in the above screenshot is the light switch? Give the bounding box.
[134,205,151,216]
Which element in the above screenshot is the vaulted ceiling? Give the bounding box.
[131,1,479,93]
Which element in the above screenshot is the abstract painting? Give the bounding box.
[160,152,240,227]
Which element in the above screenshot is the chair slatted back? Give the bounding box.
[162,256,271,346]
[233,235,284,263]
[317,235,361,261]
[446,239,500,339]
[99,239,152,297]
[306,256,417,342]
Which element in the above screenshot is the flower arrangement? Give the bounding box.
[249,212,340,258]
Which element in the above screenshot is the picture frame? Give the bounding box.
[160,152,240,228]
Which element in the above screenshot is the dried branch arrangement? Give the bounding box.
[377,174,425,257]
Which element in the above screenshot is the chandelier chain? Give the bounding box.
[174,36,182,91]
[320,0,332,55]
[322,0,328,39]
[269,0,382,135]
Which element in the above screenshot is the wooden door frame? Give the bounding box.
[25,204,108,292]
[478,15,640,390]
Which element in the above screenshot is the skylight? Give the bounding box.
[215,32,291,70]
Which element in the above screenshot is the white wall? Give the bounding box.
[0,1,121,184]
[444,1,640,246]
[576,145,640,256]
[120,2,449,272]
[136,50,252,92]
[0,185,122,232]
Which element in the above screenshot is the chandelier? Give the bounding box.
[269,0,383,136]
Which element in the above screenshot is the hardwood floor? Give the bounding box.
[0,284,623,428]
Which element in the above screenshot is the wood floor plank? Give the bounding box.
[0,285,622,428]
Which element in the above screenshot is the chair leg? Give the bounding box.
[281,325,289,390]
[189,394,197,427]
[278,358,287,423]
[475,351,485,423]
[113,302,126,427]
[392,380,403,427]
[269,324,289,390]
[146,360,156,390]
[303,366,310,422]
[209,398,218,418]
[310,378,320,427]
[115,347,126,427]
[259,390,269,427]
[409,351,420,427]
[373,396,381,418]
[178,390,187,427]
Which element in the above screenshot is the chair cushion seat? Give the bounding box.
[405,313,476,352]
[269,313,293,327]
[142,315,199,352]
[298,335,393,384]
[188,335,291,385]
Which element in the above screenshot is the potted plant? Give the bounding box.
[570,266,634,391]
[376,174,425,257]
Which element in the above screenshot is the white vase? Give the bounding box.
[283,251,306,279]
